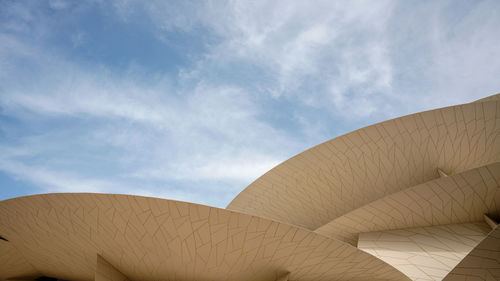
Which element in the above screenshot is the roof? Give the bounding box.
[0,193,408,281]
[227,98,500,230]
[2,93,500,281]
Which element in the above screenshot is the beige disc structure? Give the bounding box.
[443,225,500,281]
[0,193,409,281]
[357,222,493,281]
[2,93,499,281]
[315,161,500,245]
[312,161,500,281]
[474,93,500,103]
[227,97,500,230]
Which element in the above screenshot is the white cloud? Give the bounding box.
[132,154,280,183]
[117,0,500,118]
[204,0,394,103]
[48,0,70,10]
[114,0,396,117]
[0,145,220,206]
[0,156,104,194]
[0,33,302,206]
[427,1,500,107]
[2,0,500,208]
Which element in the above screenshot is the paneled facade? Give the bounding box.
[1,94,499,281]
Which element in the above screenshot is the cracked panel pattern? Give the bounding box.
[443,225,500,281]
[358,222,491,281]
[95,255,130,281]
[0,241,39,280]
[315,162,500,245]
[0,193,409,281]
[227,99,500,230]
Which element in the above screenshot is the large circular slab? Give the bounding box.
[228,98,500,230]
[0,193,409,281]
[443,225,500,280]
[315,162,500,245]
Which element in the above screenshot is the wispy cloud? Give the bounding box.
[118,0,500,116]
[0,146,105,193]
[0,31,298,207]
[1,0,500,207]
[137,0,396,116]
[0,145,222,206]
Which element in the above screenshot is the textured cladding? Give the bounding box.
[358,222,491,281]
[2,94,500,281]
[227,100,500,230]
[474,93,500,103]
[315,162,500,245]
[443,225,500,281]
[95,255,130,281]
[0,193,408,281]
[0,240,40,279]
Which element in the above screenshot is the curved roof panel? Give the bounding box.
[474,93,500,103]
[357,222,491,281]
[443,225,500,280]
[315,162,500,245]
[227,98,500,230]
[0,241,39,279]
[0,193,409,281]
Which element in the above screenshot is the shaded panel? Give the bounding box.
[95,255,130,281]
[484,214,498,230]
[0,240,40,280]
[358,222,490,281]
[315,162,500,245]
[228,98,500,230]
[275,273,289,281]
[443,226,500,281]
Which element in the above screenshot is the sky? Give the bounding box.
[1,0,500,208]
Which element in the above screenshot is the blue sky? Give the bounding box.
[1,0,500,208]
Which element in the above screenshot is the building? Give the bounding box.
[1,94,499,281]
